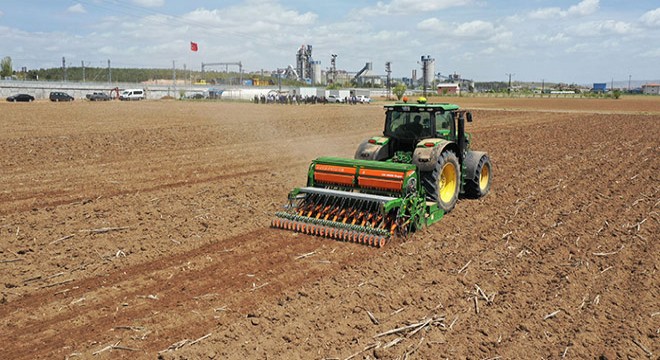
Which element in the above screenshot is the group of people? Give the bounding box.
[252,94,364,105]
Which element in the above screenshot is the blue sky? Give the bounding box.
[1,0,659,84]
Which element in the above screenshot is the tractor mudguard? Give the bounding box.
[412,139,457,172]
[354,136,390,161]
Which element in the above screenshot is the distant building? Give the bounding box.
[437,83,460,95]
[592,83,607,93]
[642,83,660,95]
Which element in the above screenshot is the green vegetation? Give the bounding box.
[326,82,341,90]
[6,64,305,86]
[1,56,12,78]
[393,83,407,100]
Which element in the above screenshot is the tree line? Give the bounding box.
[0,56,273,84]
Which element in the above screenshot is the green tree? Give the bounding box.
[326,82,341,90]
[393,83,407,100]
[1,56,13,78]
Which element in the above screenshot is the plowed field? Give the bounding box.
[1,97,658,359]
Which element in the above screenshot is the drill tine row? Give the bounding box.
[271,216,390,248]
[274,190,403,247]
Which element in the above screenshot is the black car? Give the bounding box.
[6,94,35,102]
[49,92,74,102]
[86,92,111,101]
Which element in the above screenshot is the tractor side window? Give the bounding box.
[435,111,454,139]
[435,112,452,130]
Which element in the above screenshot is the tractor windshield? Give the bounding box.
[385,110,434,140]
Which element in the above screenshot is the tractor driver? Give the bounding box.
[395,114,429,137]
[410,115,424,132]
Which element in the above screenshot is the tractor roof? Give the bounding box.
[385,102,460,111]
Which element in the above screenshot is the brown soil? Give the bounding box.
[0,97,658,359]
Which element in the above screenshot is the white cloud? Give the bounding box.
[183,2,317,29]
[67,4,86,14]
[98,45,119,55]
[639,47,660,58]
[370,30,408,42]
[528,0,599,19]
[417,18,449,32]
[529,7,563,20]
[0,10,4,17]
[640,8,660,27]
[567,0,599,16]
[535,33,571,44]
[454,20,496,38]
[570,20,637,36]
[481,47,495,55]
[417,18,502,41]
[565,43,590,54]
[132,0,164,8]
[356,0,473,16]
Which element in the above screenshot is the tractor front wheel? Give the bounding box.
[422,150,460,212]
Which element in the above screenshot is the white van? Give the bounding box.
[119,89,145,101]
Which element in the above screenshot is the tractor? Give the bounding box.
[272,98,491,247]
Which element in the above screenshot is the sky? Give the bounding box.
[1,0,659,84]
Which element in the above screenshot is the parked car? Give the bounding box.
[49,92,74,102]
[186,93,205,100]
[356,95,372,103]
[327,95,343,103]
[119,88,145,101]
[6,94,35,102]
[86,92,111,101]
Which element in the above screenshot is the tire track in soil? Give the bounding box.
[0,227,371,359]
[0,159,309,216]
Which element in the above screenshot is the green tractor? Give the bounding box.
[272,98,491,247]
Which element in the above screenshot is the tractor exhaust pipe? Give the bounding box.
[457,111,467,165]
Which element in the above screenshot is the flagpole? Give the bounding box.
[190,41,199,85]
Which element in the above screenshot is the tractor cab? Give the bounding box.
[383,103,458,154]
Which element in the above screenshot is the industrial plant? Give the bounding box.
[2,43,653,101]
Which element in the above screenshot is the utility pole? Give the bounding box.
[81,61,85,82]
[628,74,631,91]
[541,79,545,96]
[278,69,282,93]
[172,60,176,97]
[62,57,67,82]
[505,73,514,94]
[385,61,392,100]
[107,59,111,83]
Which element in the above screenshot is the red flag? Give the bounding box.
[190,41,198,52]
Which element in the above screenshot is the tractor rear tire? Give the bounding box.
[422,150,460,212]
[464,151,492,198]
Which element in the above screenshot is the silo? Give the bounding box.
[421,55,435,92]
[311,61,322,85]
